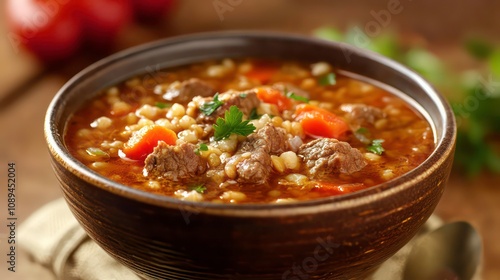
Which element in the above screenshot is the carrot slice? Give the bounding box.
[311,181,366,195]
[244,64,278,83]
[255,87,292,111]
[122,125,177,161]
[295,104,349,139]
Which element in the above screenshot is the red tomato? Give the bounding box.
[6,0,83,62]
[77,0,133,50]
[130,0,176,23]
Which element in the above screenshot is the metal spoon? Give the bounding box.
[403,221,482,280]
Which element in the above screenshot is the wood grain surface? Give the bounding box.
[1,0,499,279]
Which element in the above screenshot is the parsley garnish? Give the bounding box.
[155,102,172,109]
[249,108,261,120]
[354,127,371,144]
[194,143,209,155]
[213,106,256,141]
[367,139,385,155]
[190,184,206,194]
[318,72,337,86]
[200,93,223,116]
[286,91,310,103]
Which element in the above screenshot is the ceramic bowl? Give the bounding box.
[45,32,456,280]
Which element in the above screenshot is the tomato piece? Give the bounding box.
[130,0,177,23]
[6,0,83,62]
[255,87,292,112]
[295,104,350,139]
[312,182,366,195]
[122,125,177,161]
[77,0,133,50]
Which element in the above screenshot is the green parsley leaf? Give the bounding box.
[249,108,261,120]
[239,93,248,98]
[367,139,385,155]
[195,143,209,155]
[286,91,310,103]
[155,102,172,109]
[190,184,206,194]
[318,73,336,86]
[213,106,256,141]
[200,93,223,116]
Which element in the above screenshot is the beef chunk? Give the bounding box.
[159,78,215,103]
[340,104,386,127]
[298,138,366,176]
[241,124,289,154]
[234,150,271,185]
[144,142,207,181]
[230,125,289,184]
[197,89,260,123]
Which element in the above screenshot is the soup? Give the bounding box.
[65,58,434,203]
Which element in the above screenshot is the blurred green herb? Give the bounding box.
[286,91,310,103]
[190,184,206,194]
[249,107,261,120]
[318,73,337,86]
[367,139,385,155]
[155,102,172,109]
[194,143,209,155]
[314,26,500,177]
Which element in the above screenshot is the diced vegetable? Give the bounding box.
[85,147,110,159]
[213,106,256,141]
[122,125,177,160]
[256,87,292,111]
[295,104,349,139]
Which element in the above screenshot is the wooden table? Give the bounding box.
[1,1,499,279]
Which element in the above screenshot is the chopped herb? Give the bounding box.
[85,147,110,158]
[286,91,310,103]
[239,93,248,98]
[190,184,206,194]
[367,139,385,155]
[195,143,209,155]
[155,102,172,109]
[318,73,336,86]
[356,127,368,134]
[213,106,256,141]
[200,93,223,116]
[354,127,371,144]
[249,108,261,120]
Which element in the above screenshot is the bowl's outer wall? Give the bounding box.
[47,32,456,280]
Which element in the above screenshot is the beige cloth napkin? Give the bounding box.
[19,198,445,280]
